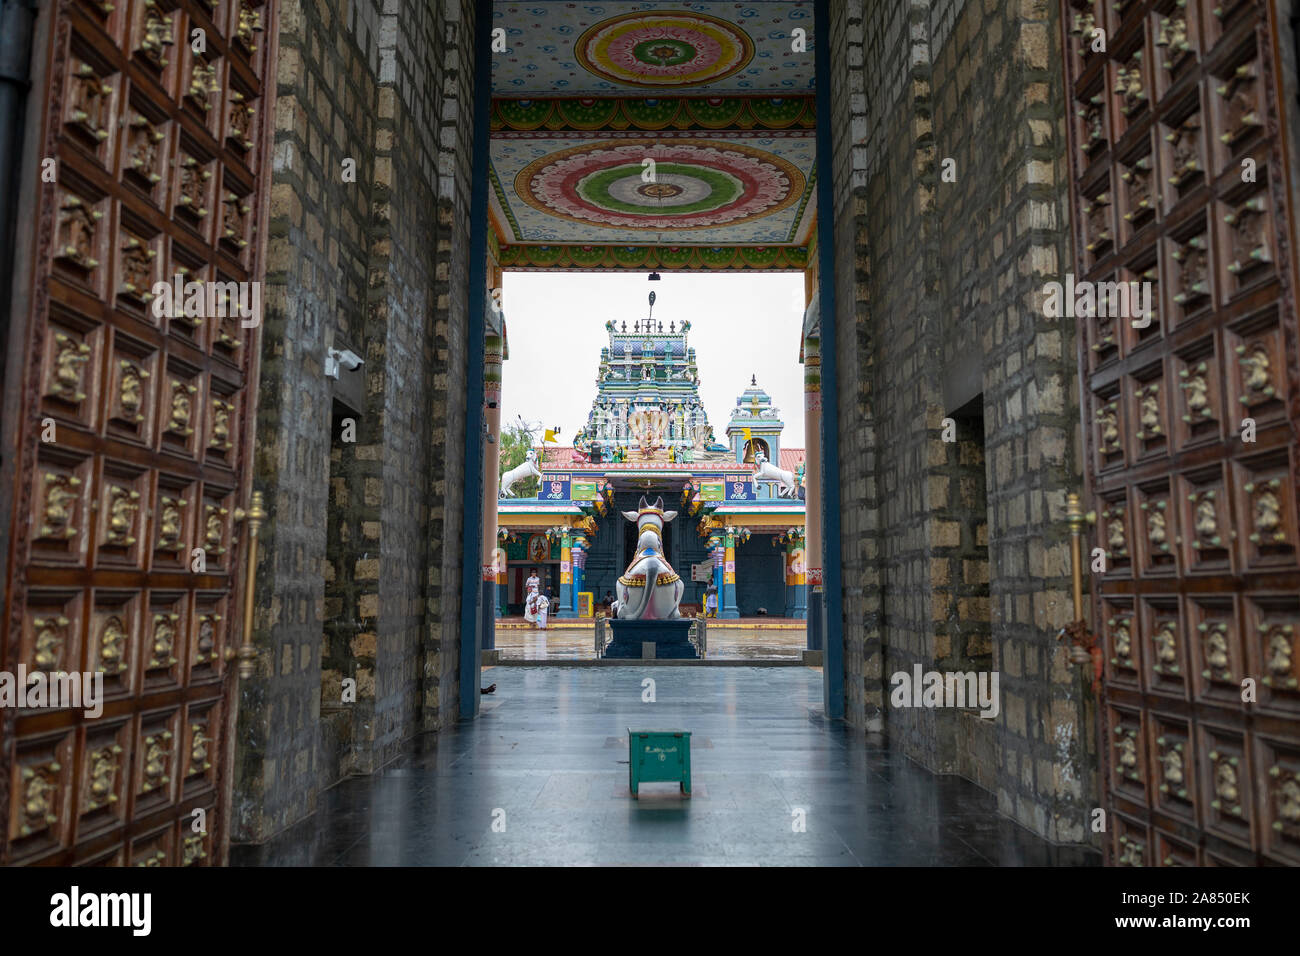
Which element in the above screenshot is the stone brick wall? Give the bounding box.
[321,416,368,784]
[830,0,1098,842]
[860,0,913,171]
[927,0,969,59]
[234,0,478,843]
[369,0,451,773]
[422,0,477,734]
[235,0,378,842]
[828,0,882,735]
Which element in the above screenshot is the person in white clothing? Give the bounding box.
[536,590,551,629]
[523,567,541,622]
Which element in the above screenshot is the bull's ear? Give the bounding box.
[622,510,639,522]
[662,510,678,523]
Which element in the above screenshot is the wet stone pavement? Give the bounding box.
[232,667,1102,866]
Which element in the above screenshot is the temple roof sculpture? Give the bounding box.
[529,300,804,486]
[574,307,728,465]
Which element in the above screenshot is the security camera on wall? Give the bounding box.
[325,347,364,379]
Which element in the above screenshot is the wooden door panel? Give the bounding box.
[1062,0,1300,864]
[2,0,274,866]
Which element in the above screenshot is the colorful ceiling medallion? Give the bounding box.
[515,140,804,232]
[576,11,755,88]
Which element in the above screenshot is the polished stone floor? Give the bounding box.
[231,667,1101,866]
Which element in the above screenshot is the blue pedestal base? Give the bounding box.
[604,619,700,659]
[807,589,823,651]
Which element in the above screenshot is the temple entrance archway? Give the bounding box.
[459,0,842,707]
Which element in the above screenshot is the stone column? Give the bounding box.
[495,539,507,617]
[722,530,740,619]
[558,531,575,617]
[803,325,823,650]
[782,541,794,617]
[571,535,587,615]
[708,536,724,615]
[481,324,504,649]
[787,531,807,619]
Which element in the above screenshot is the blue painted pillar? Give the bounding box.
[815,0,844,718]
[708,536,723,616]
[495,543,507,617]
[790,533,807,619]
[571,536,587,615]
[781,535,793,617]
[781,541,791,618]
[558,532,575,618]
[481,564,495,650]
[722,531,740,619]
[459,0,493,720]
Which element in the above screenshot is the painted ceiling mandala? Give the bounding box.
[576,11,755,88]
[515,140,805,232]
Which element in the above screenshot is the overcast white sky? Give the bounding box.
[499,272,807,448]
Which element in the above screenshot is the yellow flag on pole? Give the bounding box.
[543,428,558,443]
[742,427,752,441]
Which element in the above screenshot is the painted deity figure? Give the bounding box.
[699,425,729,456]
[615,497,685,620]
[629,408,669,458]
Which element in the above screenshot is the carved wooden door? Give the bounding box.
[1,0,275,866]
[1062,0,1300,864]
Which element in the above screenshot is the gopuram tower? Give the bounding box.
[574,297,728,463]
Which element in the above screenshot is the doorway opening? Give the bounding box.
[941,396,993,785]
[490,272,814,662]
[463,0,844,709]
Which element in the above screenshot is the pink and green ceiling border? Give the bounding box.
[491,95,815,133]
[496,242,812,273]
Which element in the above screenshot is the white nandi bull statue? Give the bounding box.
[754,451,799,497]
[615,496,685,620]
[500,448,542,497]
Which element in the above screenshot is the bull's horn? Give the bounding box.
[638,495,649,510]
[653,496,664,511]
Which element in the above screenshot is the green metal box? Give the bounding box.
[628,729,692,797]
